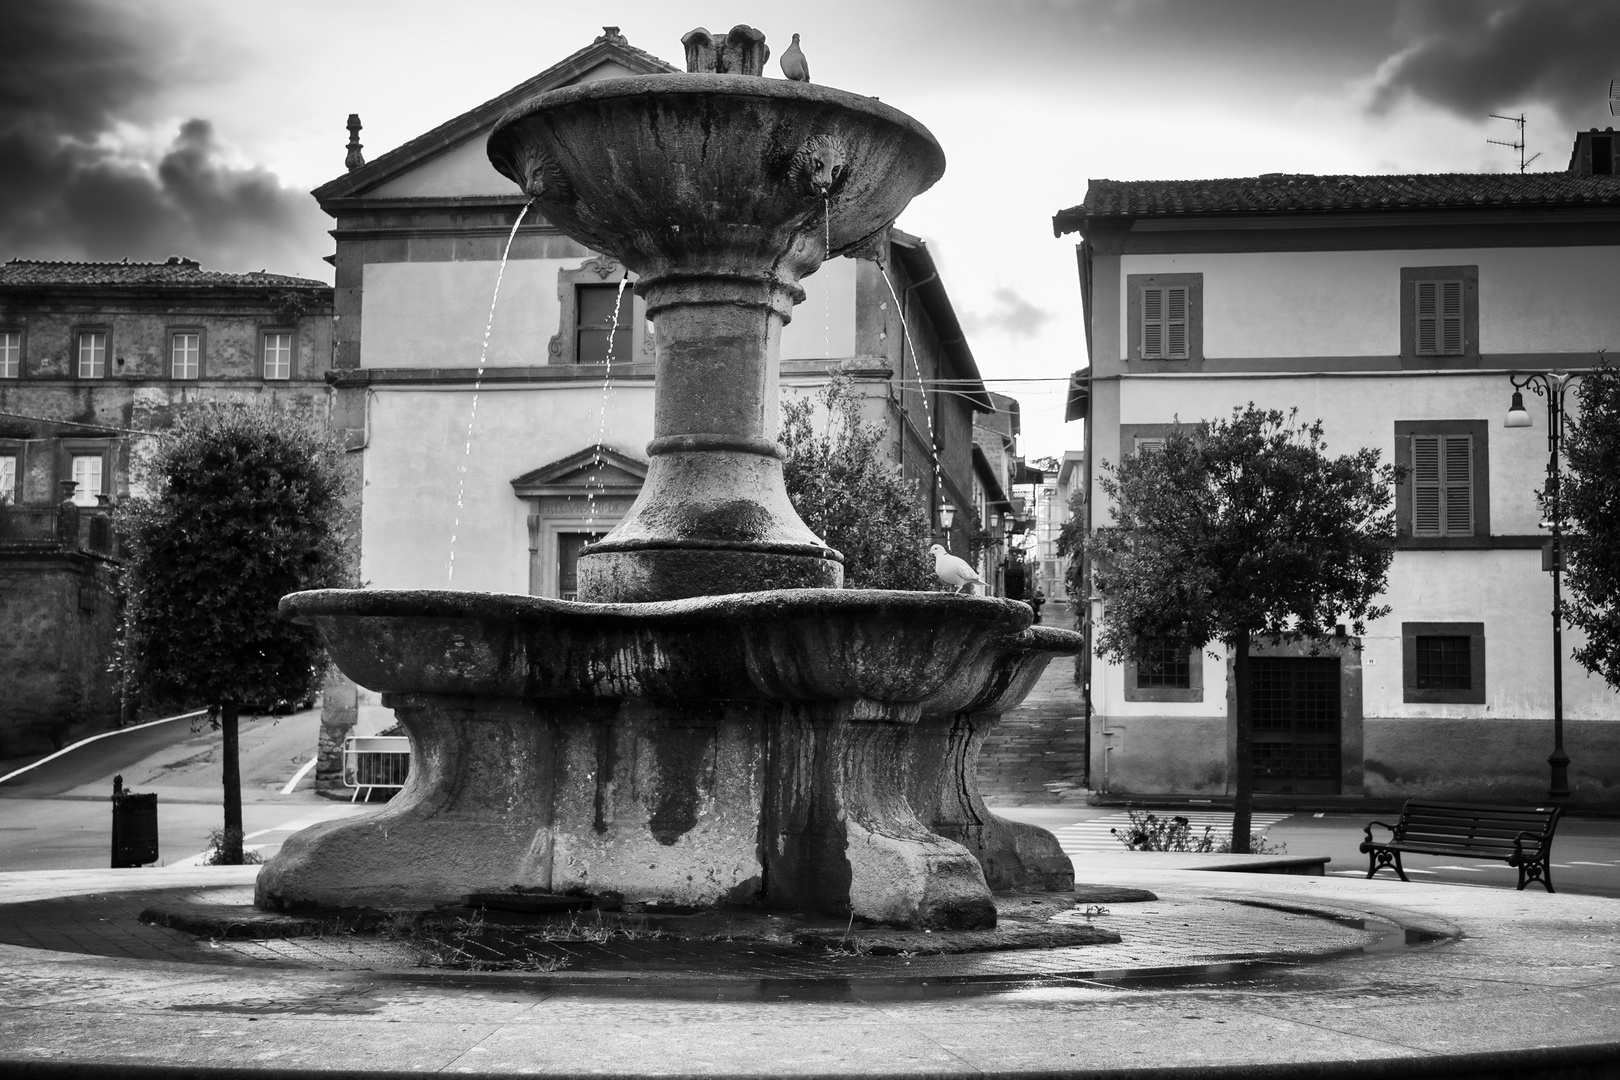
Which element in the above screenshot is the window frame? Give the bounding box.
[75,326,110,380]
[1126,273,1203,365]
[0,447,19,505]
[1394,420,1490,546]
[0,325,23,379]
[1402,621,1486,704]
[259,327,296,380]
[549,257,650,366]
[1124,641,1204,703]
[168,326,205,380]
[1400,266,1478,363]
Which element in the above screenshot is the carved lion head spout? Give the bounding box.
[517,148,573,204]
[793,134,848,199]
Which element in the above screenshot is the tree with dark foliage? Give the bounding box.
[119,404,351,863]
[1085,406,1398,851]
[780,375,934,591]
[1558,361,1620,691]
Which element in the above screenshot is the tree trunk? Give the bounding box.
[221,702,244,865]
[1230,635,1253,854]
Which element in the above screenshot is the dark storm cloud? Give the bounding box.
[963,288,1053,341]
[1370,0,1620,124]
[0,0,328,278]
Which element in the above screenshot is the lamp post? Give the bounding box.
[1504,371,1586,801]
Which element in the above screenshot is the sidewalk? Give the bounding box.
[1,858,1617,1077]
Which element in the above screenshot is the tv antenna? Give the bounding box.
[1488,113,1540,172]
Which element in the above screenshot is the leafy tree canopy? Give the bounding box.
[1086,405,1399,659]
[119,403,354,713]
[1559,361,1620,690]
[780,375,934,591]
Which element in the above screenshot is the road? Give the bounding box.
[996,804,1620,898]
[0,708,376,871]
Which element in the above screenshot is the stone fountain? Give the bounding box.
[257,27,1080,930]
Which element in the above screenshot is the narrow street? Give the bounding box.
[0,709,373,871]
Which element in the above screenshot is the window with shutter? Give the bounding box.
[1134,437,1166,455]
[1408,271,1470,357]
[1411,433,1472,536]
[1140,286,1189,359]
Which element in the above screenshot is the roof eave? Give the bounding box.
[888,230,994,412]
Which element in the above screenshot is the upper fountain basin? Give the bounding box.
[487,74,946,284]
[281,588,1076,713]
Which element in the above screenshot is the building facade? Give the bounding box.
[1055,134,1620,806]
[0,258,333,753]
[308,28,993,788]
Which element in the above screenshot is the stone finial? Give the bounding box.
[345,114,365,172]
[681,25,769,76]
[596,25,627,45]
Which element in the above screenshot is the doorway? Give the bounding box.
[557,532,604,600]
[1250,656,1341,795]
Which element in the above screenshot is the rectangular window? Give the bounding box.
[1141,285,1189,359]
[1401,267,1477,362]
[170,331,200,379]
[0,454,16,504]
[1412,433,1473,536]
[1395,421,1488,543]
[77,331,107,379]
[1136,640,1191,688]
[262,331,293,380]
[1415,279,1464,356]
[576,284,634,364]
[0,330,19,378]
[70,455,103,506]
[1414,635,1471,689]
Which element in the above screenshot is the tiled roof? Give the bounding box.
[1053,172,1620,234]
[0,258,330,290]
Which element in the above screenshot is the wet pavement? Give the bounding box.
[1,861,1617,1076]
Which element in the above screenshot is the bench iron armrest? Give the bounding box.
[1364,820,1399,845]
[1513,829,1546,859]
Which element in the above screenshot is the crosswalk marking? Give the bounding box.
[1052,811,1291,853]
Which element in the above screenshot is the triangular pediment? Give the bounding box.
[314,31,677,203]
[511,445,647,498]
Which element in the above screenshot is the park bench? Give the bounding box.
[1360,800,1562,892]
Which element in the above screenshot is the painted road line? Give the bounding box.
[280,756,318,795]
[1429,866,1485,872]
[1568,861,1618,866]
[1052,811,1291,853]
[0,709,208,786]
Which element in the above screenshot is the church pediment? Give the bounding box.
[315,30,676,203]
[511,446,647,498]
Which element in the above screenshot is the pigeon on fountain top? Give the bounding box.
[930,544,984,595]
[781,33,810,82]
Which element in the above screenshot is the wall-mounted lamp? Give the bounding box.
[939,502,955,530]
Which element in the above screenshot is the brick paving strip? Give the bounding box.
[0,882,1403,984]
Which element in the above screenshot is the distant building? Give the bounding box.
[307,28,992,789]
[0,258,333,754]
[1054,131,1620,805]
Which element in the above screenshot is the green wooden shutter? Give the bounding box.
[1166,286,1188,358]
[1412,433,1473,536]
[1440,280,1464,354]
[1416,282,1438,355]
[1443,434,1473,533]
[1142,287,1164,358]
[1413,435,1441,534]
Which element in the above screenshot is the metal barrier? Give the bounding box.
[342,735,411,802]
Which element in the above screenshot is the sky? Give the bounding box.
[4,0,1620,462]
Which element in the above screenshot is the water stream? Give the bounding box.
[447,199,534,583]
[583,276,630,534]
[878,266,946,511]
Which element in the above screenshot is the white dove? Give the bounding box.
[930,544,985,594]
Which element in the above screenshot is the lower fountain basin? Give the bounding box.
[259,589,1081,929]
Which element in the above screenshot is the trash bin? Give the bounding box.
[111,774,158,868]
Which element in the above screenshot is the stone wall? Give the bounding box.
[0,548,121,757]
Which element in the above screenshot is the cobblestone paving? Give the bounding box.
[0,885,1391,984]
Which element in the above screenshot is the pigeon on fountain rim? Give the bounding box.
[930,543,985,595]
[780,33,809,82]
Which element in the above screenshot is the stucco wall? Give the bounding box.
[1118,246,1620,360]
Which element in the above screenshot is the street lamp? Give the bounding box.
[938,501,955,531]
[1504,370,1587,801]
